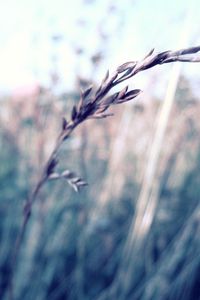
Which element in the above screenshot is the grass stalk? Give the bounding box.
[7,45,200,299]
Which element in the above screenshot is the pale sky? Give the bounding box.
[0,0,199,94]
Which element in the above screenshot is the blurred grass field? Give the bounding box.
[0,74,200,299]
[1,1,200,299]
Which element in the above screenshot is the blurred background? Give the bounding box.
[0,0,200,299]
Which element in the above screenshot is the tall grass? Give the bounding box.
[0,46,200,300]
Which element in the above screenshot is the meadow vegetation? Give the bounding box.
[0,47,200,300]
